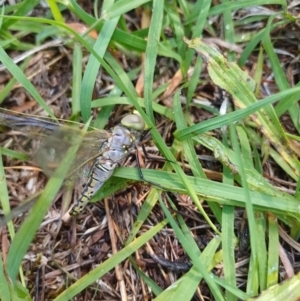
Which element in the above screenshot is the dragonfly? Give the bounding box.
[0,109,148,221]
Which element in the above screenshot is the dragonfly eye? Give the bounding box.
[121,114,145,131]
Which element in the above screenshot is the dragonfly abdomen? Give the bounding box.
[70,159,118,216]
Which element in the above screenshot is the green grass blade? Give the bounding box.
[0,151,16,237]
[126,189,161,244]
[221,0,235,61]
[0,256,11,301]
[256,213,267,290]
[103,0,152,19]
[229,124,259,294]
[144,0,164,123]
[46,0,64,23]
[247,273,300,301]
[80,15,120,120]
[221,135,237,301]
[262,17,300,132]
[182,0,211,74]
[113,167,300,221]
[129,258,163,296]
[71,43,82,117]
[267,214,279,287]
[222,205,238,301]
[0,147,28,161]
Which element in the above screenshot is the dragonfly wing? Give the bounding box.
[0,193,41,227]
[61,129,111,186]
[0,110,59,134]
[0,110,111,185]
[33,127,111,185]
[33,126,83,177]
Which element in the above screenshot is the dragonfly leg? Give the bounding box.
[135,147,165,189]
[141,143,174,163]
[140,129,174,163]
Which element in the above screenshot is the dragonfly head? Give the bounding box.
[121,114,145,131]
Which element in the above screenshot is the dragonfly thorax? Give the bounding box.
[110,126,134,151]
